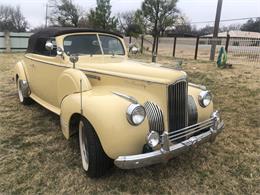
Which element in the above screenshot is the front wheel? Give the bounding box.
[79,118,113,178]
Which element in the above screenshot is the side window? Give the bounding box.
[34,37,57,56]
[99,35,125,55]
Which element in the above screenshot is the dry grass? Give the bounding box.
[0,53,259,194]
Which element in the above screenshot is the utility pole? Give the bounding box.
[210,0,223,61]
[45,4,55,28]
[45,3,48,28]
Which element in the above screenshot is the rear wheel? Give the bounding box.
[79,118,113,178]
[17,79,32,105]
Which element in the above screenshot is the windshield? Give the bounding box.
[63,34,125,56]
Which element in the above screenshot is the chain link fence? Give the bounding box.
[228,38,260,65]
[126,35,260,65]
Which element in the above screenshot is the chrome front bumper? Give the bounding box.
[114,111,224,169]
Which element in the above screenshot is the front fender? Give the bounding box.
[60,87,149,159]
[57,68,92,105]
[188,86,213,122]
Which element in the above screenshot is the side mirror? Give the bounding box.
[45,41,54,51]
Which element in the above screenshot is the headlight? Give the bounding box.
[126,104,146,126]
[147,131,160,148]
[198,91,212,107]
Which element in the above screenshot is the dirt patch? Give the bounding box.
[0,53,259,194]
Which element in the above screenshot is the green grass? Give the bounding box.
[0,53,259,194]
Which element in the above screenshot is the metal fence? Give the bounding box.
[227,38,260,65]
[0,32,32,52]
[127,35,260,65]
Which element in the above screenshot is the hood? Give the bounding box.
[76,56,187,84]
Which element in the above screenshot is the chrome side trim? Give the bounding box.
[144,101,164,135]
[25,55,66,68]
[189,83,207,90]
[85,74,101,80]
[112,91,138,104]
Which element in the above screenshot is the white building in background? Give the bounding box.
[204,30,260,39]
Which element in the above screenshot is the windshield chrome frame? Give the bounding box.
[96,34,104,54]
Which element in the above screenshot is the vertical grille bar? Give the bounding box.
[168,80,188,133]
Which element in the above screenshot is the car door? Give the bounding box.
[25,37,67,113]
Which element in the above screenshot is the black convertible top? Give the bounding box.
[27,27,123,53]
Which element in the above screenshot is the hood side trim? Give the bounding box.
[112,91,138,104]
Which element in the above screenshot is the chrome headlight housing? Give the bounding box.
[126,104,146,126]
[198,91,212,107]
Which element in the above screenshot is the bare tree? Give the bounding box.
[0,5,28,32]
[48,0,82,27]
[118,11,145,37]
[118,11,135,33]
[141,0,179,54]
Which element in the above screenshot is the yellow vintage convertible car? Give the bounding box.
[14,28,224,178]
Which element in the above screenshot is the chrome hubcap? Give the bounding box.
[79,121,89,171]
[17,80,24,102]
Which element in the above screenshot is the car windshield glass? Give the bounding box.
[63,34,125,56]
[99,35,125,55]
[64,34,102,55]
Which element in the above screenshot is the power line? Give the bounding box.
[191,16,260,24]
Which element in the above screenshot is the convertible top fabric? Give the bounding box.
[27,27,123,53]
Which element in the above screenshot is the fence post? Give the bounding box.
[194,36,200,60]
[155,36,159,54]
[4,31,11,53]
[225,34,230,53]
[172,36,177,57]
[140,35,144,54]
[129,36,132,44]
[152,53,157,63]
[128,36,132,53]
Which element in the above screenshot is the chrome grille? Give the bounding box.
[168,80,188,133]
[144,101,164,135]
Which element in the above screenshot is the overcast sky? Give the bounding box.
[0,0,259,29]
